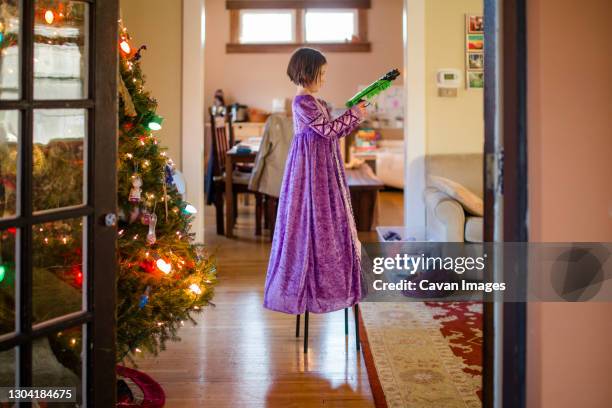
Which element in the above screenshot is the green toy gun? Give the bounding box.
[345,69,401,108]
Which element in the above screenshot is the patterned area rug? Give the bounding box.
[359,302,482,408]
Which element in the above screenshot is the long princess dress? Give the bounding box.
[263,94,364,314]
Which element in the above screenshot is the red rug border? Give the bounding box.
[358,308,389,408]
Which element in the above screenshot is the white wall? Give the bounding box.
[425,0,484,155]
[122,0,183,168]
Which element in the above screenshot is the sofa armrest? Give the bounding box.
[425,188,465,242]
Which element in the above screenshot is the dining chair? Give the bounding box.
[209,108,262,235]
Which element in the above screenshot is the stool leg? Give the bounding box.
[354,304,360,351]
[344,308,348,336]
[303,311,309,353]
[295,314,300,337]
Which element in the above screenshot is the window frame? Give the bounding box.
[227,7,370,53]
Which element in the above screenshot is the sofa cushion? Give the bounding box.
[465,216,484,242]
[427,175,484,216]
[426,154,483,197]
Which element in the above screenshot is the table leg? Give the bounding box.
[225,154,235,238]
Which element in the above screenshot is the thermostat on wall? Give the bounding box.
[436,69,461,88]
[436,68,461,97]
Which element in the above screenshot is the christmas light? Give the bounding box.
[189,283,202,295]
[0,264,6,282]
[70,338,76,347]
[147,114,164,131]
[156,259,172,274]
[75,271,83,286]
[135,348,142,353]
[120,39,131,55]
[44,10,54,24]
[184,204,198,214]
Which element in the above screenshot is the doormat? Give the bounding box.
[116,365,165,408]
[359,302,482,408]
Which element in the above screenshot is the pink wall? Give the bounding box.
[204,0,404,111]
[527,0,612,407]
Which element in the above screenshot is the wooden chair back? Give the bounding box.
[209,108,230,176]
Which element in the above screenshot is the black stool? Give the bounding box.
[296,305,360,353]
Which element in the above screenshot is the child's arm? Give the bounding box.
[296,96,364,139]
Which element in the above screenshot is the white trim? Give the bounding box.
[403,0,426,237]
[181,0,205,243]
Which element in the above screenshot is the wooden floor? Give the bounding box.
[135,191,403,407]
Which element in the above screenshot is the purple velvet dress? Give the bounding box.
[263,94,364,314]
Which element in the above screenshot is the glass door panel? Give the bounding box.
[32,325,84,406]
[0,226,16,335]
[0,0,20,100]
[32,217,84,324]
[33,0,89,100]
[0,110,20,219]
[32,108,86,212]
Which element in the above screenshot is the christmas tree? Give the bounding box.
[115,22,216,363]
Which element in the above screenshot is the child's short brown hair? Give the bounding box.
[287,47,327,87]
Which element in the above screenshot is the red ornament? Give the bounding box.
[7,227,16,235]
[72,265,83,286]
[139,260,156,274]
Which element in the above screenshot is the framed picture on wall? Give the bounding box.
[468,53,484,70]
[467,15,484,33]
[466,34,484,51]
[467,71,484,89]
[465,14,484,89]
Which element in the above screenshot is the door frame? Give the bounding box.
[483,0,528,407]
[0,0,119,405]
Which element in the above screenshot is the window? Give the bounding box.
[304,10,357,43]
[239,10,295,43]
[226,1,370,53]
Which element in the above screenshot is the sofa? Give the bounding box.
[425,154,484,242]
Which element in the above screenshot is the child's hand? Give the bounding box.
[356,101,368,117]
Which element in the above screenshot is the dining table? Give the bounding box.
[224,138,261,238]
[224,138,383,237]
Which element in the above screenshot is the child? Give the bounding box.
[263,48,368,314]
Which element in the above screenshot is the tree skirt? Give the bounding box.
[116,365,165,408]
[358,302,482,408]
